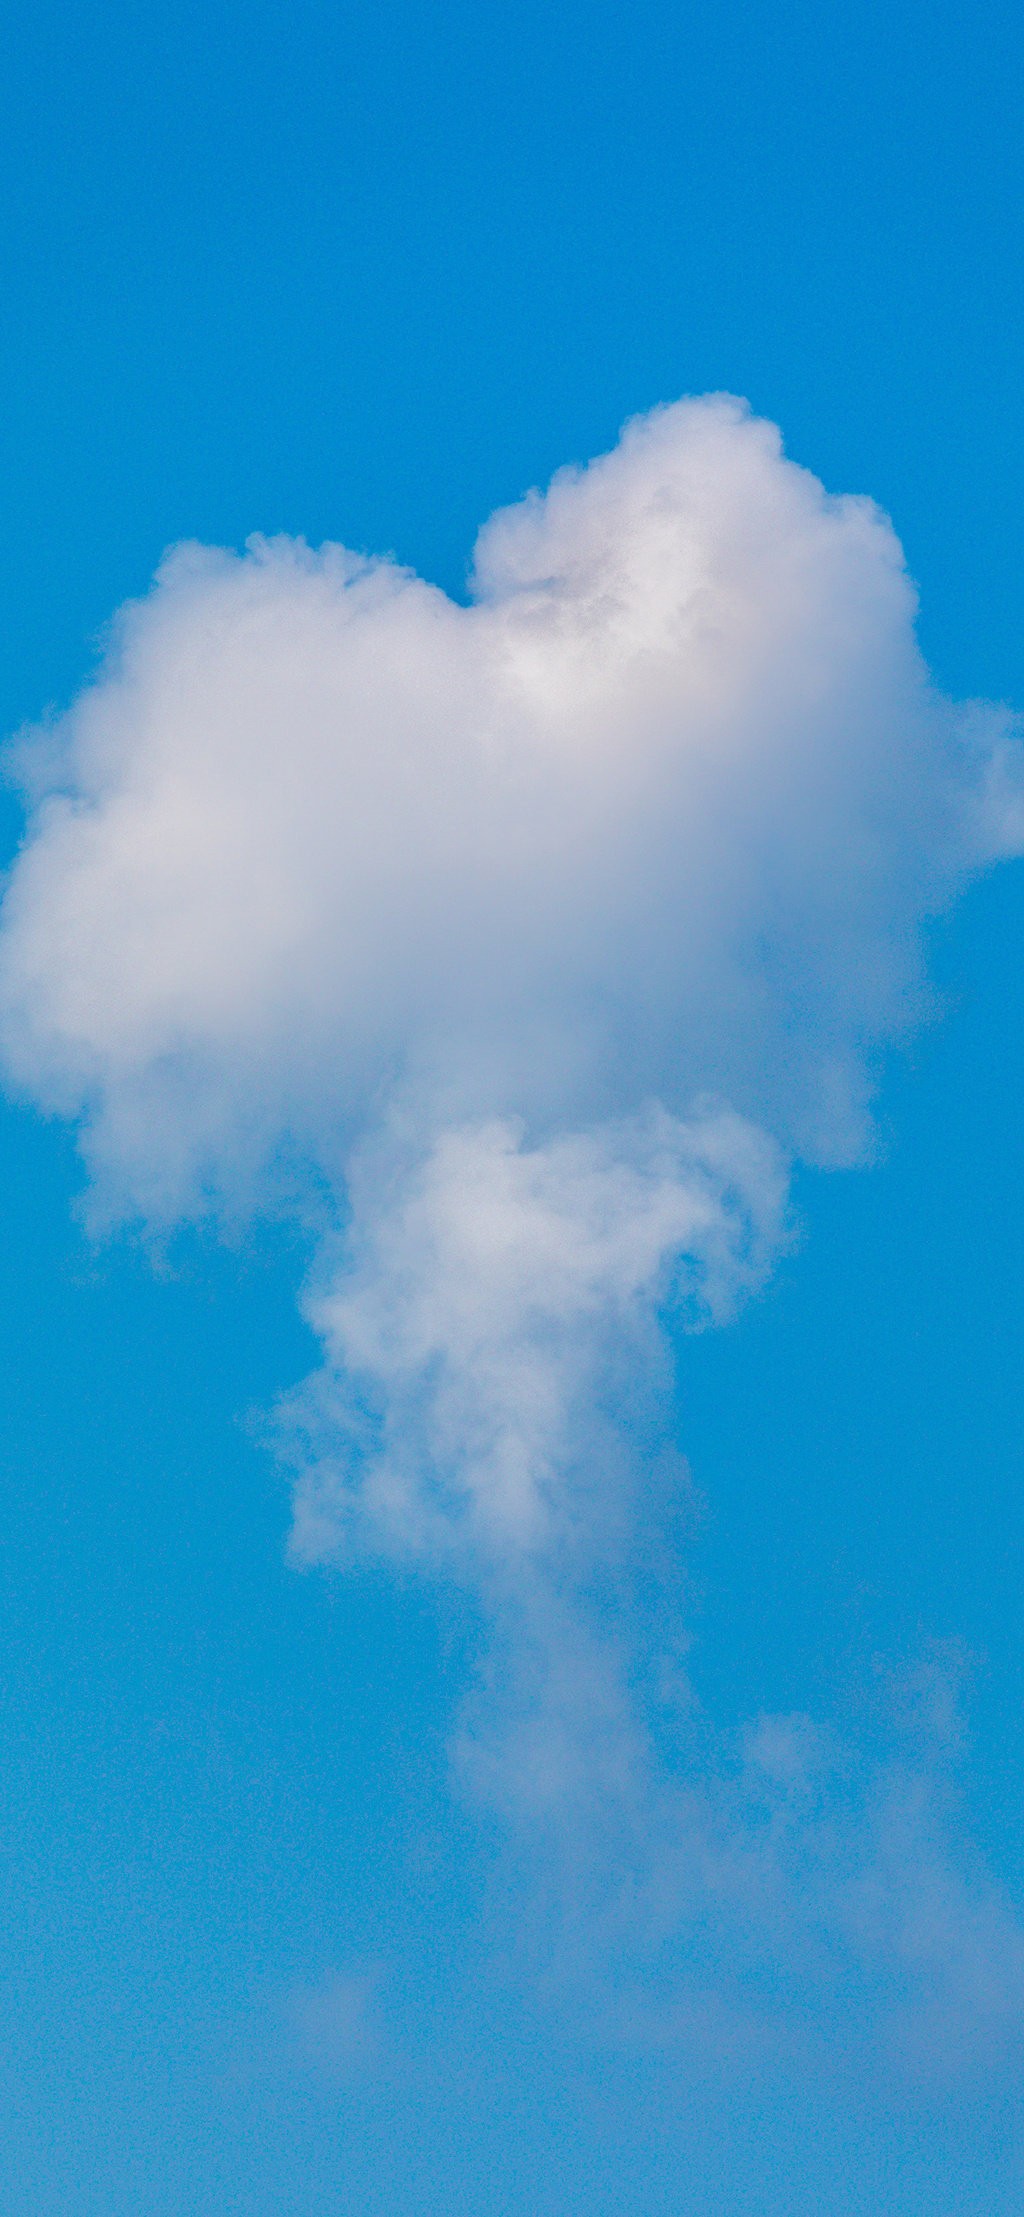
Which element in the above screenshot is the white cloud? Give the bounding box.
[285,1104,787,1568]
[1,397,1015,1226]
[2,394,1022,2049]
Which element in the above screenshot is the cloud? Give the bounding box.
[282,1968,382,2081]
[218,1967,383,2093]
[2,394,1022,2056]
[284,1103,788,1570]
[1,396,1015,1224]
[458,1639,1024,2087]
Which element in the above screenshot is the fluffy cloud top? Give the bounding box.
[1,396,1016,1235]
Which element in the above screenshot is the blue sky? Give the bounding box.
[1,3,1023,2212]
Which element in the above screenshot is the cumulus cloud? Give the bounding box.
[1,396,1016,1226]
[1,395,1021,2049]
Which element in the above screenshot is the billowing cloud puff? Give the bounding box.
[1,396,1017,1238]
[2,398,1023,2055]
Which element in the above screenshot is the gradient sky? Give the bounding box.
[1,4,1024,2213]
